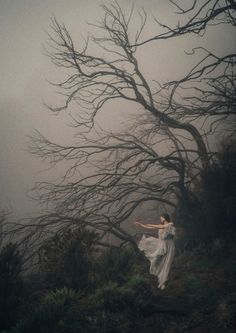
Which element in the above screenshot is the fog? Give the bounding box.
[0,0,235,218]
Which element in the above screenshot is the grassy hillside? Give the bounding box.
[140,236,236,332]
[1,231,235,333]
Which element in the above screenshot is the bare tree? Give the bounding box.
[43,5,211,169]
[136,0,236,44]
[17,1,235,255]
[137,0,236,135]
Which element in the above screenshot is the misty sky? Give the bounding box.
[0,0,235,218]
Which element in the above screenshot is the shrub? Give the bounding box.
[0,243,24,330]
[39,227,98,291]
[11,287,81,333]
[174,139,236,247]
[95,245,144,286]
[91,274,157,315]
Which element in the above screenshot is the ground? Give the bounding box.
[139,238,236,332]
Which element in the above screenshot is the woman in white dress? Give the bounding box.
[133,213,176,290]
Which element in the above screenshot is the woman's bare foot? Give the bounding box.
[158,283,165,290]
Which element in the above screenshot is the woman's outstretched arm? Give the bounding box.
[146,223,173,229]
[133,221,171,229]
[133,221,154,229]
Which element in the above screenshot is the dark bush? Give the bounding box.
[39,227,98,291]
[0,243,25,330]
[95,245,143,286]
[175,139,236,248]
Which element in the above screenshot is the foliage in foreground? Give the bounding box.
[0,140,235,332]
[0,226,235,333]
[0,243,25,331]
[38,227,99,291]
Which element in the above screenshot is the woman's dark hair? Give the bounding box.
[161,213,171,222]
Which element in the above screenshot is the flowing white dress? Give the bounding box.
[138,223,176,289]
